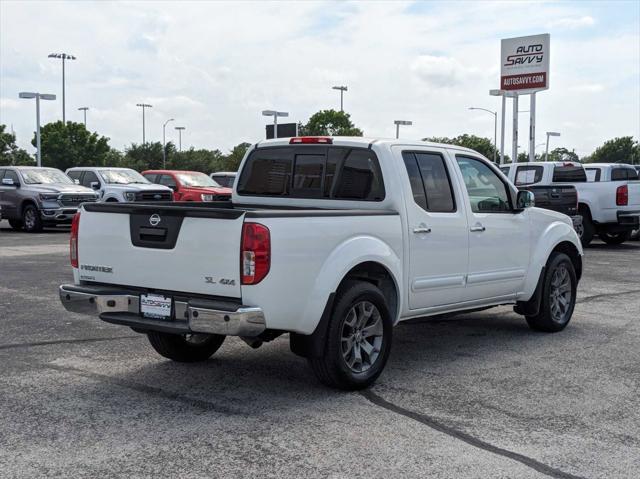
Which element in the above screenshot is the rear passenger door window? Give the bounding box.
[402,151,455,212]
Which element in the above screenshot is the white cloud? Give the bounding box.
[572,83,605,93]
[411,55,475,88]
[547,16,595,29]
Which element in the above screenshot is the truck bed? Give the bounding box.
[520,185,578,217]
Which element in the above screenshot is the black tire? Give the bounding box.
[578,207,594,247]
[8,219,23,231]
[147,331,225,362]
[599,231,631,245]
[105,198,119,202]
[526,252,577,333]
[309,281,393,390]
[22,204,43,233]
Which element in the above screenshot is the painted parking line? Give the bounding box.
[0,244,68,257]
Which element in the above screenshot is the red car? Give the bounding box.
[142,170,232,202]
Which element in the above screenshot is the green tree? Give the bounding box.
[299,109,363,136]
[0,124,35,166]
[220,142,251,172]
[584,136,639,164]
[423,134,499,162]
[167,148,224,173]
[122,142,165,171]
[547,147,579,163]
[33,121,112,170]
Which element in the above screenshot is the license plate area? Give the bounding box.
[140,293,173,320]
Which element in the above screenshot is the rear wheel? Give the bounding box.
[526,252,577,332]
[309,281,392,390]
[22,204,43,233]
[8,219,23,231]
[599,231,631,245]
[147,332,225,362]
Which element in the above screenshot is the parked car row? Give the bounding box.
[500,161,640,246]
[0,165,233,232]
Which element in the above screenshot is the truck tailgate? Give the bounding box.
[627,181,640,207]
[522,185,578,216]
[77,203,244,298]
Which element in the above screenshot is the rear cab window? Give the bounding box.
[237,146,385,201]
[552,164,587,183]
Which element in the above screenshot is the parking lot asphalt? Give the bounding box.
[1,219,639,479]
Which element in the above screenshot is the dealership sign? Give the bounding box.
[500,33,550,92]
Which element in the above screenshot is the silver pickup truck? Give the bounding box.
[0,166,98,232]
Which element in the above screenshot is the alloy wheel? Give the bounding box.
[341,301,384,373]
[550,264,572,323]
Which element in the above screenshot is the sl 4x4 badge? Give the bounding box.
[205,277,236,286]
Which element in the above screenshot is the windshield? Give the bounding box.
[176,172,221,187]
[99,169,150,185]
[20,169,73,185]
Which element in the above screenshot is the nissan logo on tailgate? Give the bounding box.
[149,214,161,226]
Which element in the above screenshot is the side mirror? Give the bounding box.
[90,181,100,190]
[2,178,16,186]
[169,184,178,192]
[516,190,535,210]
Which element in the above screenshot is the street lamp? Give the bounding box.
[394,120,413,139]
[163,118,175,168]
[545,132,561,161]
[469,107,498,163]
[78,107,89,127]
[19,92,56,167]
[48,53,76,123]
[175,126,186,152]
[262,110,288,139]
[332,86,348,112]
[136,103,153,144]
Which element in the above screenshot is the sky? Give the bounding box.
[1,0,639,159]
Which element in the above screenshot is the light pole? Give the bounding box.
[48,53,76,123]
[175,126,186,152]
[332,86,348,112]
[394,120,413,139]
[19,92,56,167]
[136,103,153,144]
[78,107,88,127]
[162,118,175,168]
[545,132,561,161]
[469,107,498,163]
[489,89,505,164]
[262,110,289,139]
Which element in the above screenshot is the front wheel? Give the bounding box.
[309,281,393,390]
[22,204,43,233]
[526,252,577,332]
[599,231,631,245]
[147,331,225,362]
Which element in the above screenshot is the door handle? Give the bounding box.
[413,227,432,234]
[470,225,486,232]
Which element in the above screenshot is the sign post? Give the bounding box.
[500,33,550,162]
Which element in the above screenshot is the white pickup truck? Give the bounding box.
[59,137,583,390]
[502,161,640,245]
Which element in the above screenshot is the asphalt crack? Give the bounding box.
[0,335,139,351]
[42,362,246,416]
[360,389,587,479]
[576,288,640,304]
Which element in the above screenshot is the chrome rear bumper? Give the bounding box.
[59,284,266,337]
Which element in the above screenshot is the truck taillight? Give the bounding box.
[616,185,628,206]
[241,222,270,285]
[70,211,80,268]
